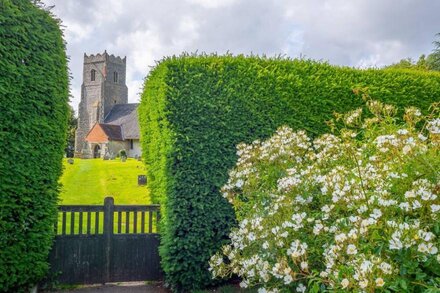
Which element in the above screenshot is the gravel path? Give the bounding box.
[53,282,169,293]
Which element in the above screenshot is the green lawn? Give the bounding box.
[59,158,150,205]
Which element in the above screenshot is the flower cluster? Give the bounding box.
[209,100,440,292]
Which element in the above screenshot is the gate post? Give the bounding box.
[103,197,114,283]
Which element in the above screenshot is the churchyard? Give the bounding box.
[59,158,149,205]
[55,158,151,236]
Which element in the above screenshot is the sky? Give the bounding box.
[41,0,440,113]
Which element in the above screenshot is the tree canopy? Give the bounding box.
[385,34,440,71]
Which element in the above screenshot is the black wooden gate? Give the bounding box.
[49,197,161,284]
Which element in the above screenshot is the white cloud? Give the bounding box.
[126,79,144,104]
[174,16,200,48]
[186,0,238,9]
[64,22,93,42]
[356,40,406,68]
[42,0,440,113]
[282,29,305,57]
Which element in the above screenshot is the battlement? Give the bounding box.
[84,50,126,64]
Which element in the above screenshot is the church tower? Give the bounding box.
[74,51,128,158]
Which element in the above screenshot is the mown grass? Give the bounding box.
[59,158,150,205]
[55,210,159,235]
[57,158,154,235]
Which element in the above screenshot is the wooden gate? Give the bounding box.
[49,197,161,284]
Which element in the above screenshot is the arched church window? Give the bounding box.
[114,71,118,83]
[91,69,96,81]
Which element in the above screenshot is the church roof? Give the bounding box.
[85,123,123,142]
[100,124,123,141]
[104,103,140,139]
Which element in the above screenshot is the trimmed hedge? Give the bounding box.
[0,1,69,292]
[139,55,440,291]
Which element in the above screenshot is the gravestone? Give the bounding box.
[138,175,147,186]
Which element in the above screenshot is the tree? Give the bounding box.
[385,34,440,71]
[385,55,429,71]
[65,105,77,158]
[426,33,440,71]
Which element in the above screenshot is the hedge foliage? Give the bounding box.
[139,55,440,291]
[0,1,69,292]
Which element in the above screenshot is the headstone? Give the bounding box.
[138,175,147,186]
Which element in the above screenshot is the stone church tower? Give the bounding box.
[74,51,128,158]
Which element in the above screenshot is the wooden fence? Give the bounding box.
[49,197,161,284]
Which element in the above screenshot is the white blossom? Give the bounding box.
[296,283,306,293]
[346,244,358,255]
[375,278,385,287]
[211,103,439,292]
[427,118,440,134]
[359,279,368,288]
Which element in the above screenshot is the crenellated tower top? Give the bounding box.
[84,50,126,65]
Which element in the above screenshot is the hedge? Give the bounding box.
[139,55,440,291]
[0,1,69,292]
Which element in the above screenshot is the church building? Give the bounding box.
[74,51,141,158]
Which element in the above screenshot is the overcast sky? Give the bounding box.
[41,0,440,113]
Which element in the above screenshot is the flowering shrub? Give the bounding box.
[209,99,440,292]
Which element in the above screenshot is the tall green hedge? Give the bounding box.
[0,1,69,292]
[139,55,440,291]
